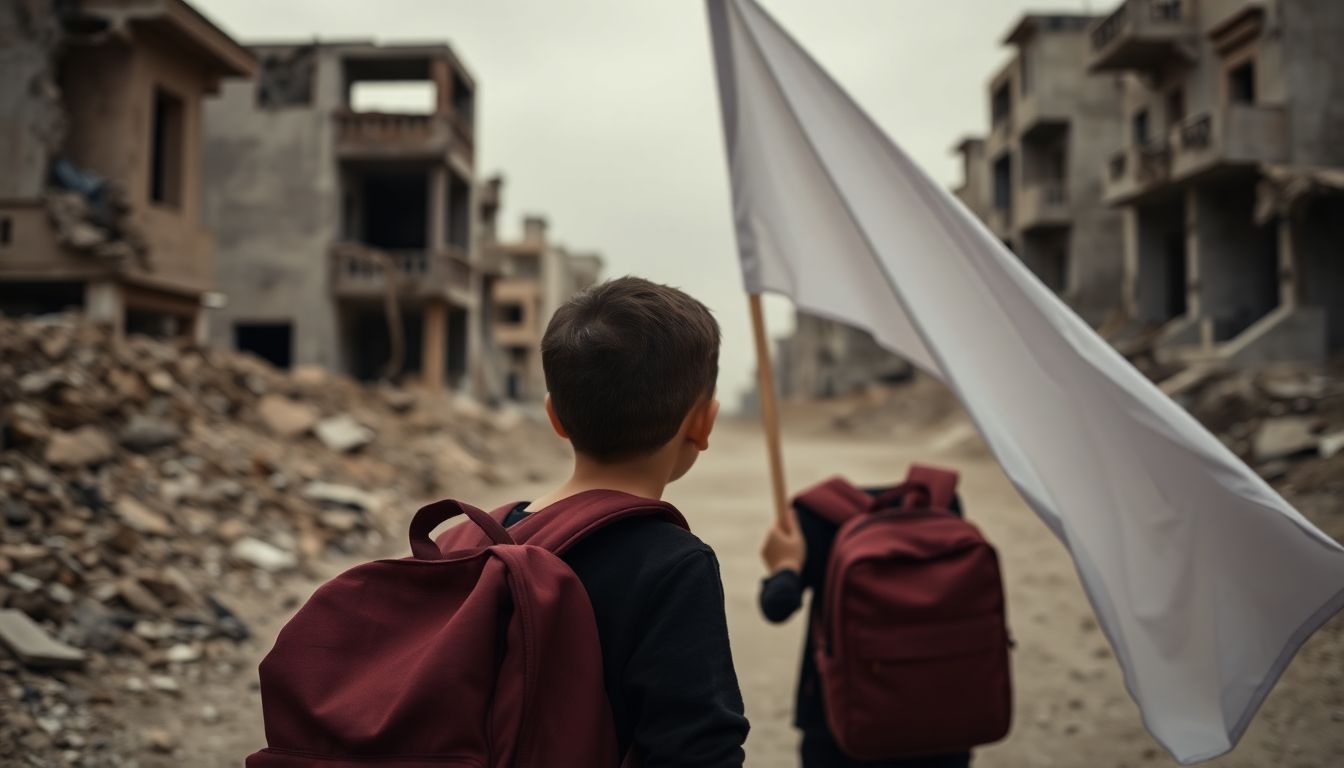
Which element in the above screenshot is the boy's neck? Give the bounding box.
[528,452,672,511]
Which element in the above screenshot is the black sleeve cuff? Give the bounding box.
[759,568,804,624]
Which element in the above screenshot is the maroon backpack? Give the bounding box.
[247,490,686,767]
[797,464,1012,759]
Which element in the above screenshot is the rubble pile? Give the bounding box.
[0,314,559,765]
[1178,365,1344,506]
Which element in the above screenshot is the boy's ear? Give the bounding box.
[688,397,719,451]
[544,394,570,439]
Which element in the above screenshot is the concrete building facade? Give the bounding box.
[202,41,483,390]
[0,0,255,339]
[775,314,911,401]
[1093,0,1344,363]
[961,13,1128,324]
[477,177,603,402]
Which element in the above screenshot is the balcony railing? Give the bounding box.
[1102,141,1172,204]
[330,243,471,301]
[333,110,474,162]
[1018,180,1070,231]
[1089,0,1195,72]
[1169,106,1288,179]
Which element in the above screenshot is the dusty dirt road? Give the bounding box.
[180,410,1342,767]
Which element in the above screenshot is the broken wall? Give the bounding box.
[203,46,343,370]
[0,0,64,200]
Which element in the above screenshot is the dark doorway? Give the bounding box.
[125,309,185,339]
[1164,234,1188,319]
[993,153,1013,213]
[1228,62,1256,105]
[0,281,84,317]
[235,322,293,369]
[359,170,428,249]
[344,305,423,382]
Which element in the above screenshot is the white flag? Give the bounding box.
[705,0,1344,763]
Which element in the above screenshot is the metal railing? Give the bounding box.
[330,243,471,296]
[1041,180,1067,205]
[1136,142,1171,184]
[1108,151,1129,182]
[334,112,435,143]
[1092,0,1185,51]
[1177,114,1213,150]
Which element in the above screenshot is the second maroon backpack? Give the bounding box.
[795,463,1012,760]
[247,490,685,767]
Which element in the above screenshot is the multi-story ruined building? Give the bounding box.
[1091,0,1344,363]
[774,314,912,401]
[0,0,254,339]
[202,41,484,390]
[477,176,603,402]
[956,13,1127,325]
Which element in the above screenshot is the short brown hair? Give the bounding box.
[541,276,720,461]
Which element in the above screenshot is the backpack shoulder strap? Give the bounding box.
[906,463,959,511]
[504,490,689,555]
[433,502,516,553]
[793,476,871,526]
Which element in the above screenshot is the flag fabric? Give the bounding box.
[704,0,1344,762]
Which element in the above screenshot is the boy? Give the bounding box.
[515,276,748,766]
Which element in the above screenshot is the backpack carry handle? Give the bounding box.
[871,481,932,512]
[409,499,514,560]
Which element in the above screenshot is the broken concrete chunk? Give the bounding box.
[1319,432,1344,460]
[146,370,176,393]
[231,538,297,572]
[315,414,375,453]
[44,426,116,467]
[119,415,183,452]
[1260,375,1328,401]
[289,365,329,388]
[318,510,360,533]
[0,609,86,669]
[114,497,172,536]
[302,482,378,513]
[257,395,319,439]
[148,674,179,693]
[7,573,42,593]
[1252,417,1320,463]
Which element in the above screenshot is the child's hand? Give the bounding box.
[761,516,805,575]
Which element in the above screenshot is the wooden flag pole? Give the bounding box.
[748,293,791,531]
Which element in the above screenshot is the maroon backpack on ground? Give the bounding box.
[247,490,686,768]
[796,463,1012,760]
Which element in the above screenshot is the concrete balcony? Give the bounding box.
[1089,0,1197,73]
[1016,92,1071,142]
[1102,142,1172,205]
[333,110,474,164]
[330,242,471,304]
[1169,105,1289,181]
[1017,181,1071,232]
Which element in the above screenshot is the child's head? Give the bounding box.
[541,276,720,480]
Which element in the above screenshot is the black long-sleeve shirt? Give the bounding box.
[504,504,748,767]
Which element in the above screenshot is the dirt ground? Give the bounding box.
[171,407,1342,767]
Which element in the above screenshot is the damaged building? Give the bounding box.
[959,13,1127,325]
[202,40,484,391]
[0,0,255,338]
[476,176,603,402]
[1091,0,1344,365]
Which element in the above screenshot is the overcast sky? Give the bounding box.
[194,0,1096,405]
